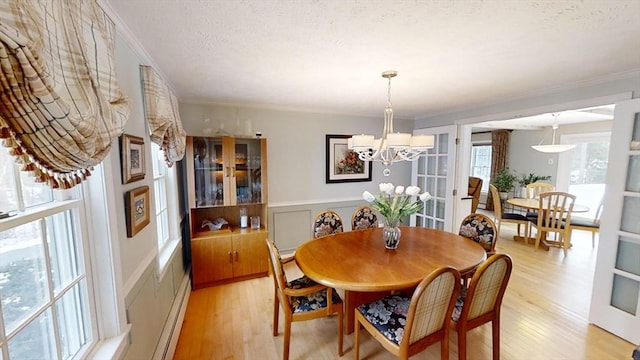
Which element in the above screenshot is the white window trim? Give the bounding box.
[151,144,182,280]
[83,157,129,359]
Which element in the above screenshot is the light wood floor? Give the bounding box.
[173,221,636,359]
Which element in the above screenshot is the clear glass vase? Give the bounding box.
[382,221,401,249]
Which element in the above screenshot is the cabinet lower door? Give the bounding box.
[192,235,234,288]
[232,231,268,278]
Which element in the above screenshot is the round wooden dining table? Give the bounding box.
[295,226,487,333]
[506,197,589,250]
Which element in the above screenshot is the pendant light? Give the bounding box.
[531,113,576,153]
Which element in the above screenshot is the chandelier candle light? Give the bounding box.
[363,183,432,249]
[349,71,435,176]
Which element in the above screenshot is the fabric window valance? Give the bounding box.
[140,65,186,166]
[0,0,130,189]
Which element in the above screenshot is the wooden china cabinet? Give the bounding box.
[185,136,268,289]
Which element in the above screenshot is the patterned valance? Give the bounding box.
[140,65,186,166]
[0,0,130,189]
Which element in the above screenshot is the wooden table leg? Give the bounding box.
[512,234,550,250]
[344,290,391,334]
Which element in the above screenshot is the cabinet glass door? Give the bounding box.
[234,139,262,204]
[193,137,225,206]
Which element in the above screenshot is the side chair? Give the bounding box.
[530,191,575,254]
[266,238,344,360]
[451,253,513,360]
[566,199,603,248]
[524,181,555,219]
[312,210,344,238]
[354,266,461,360]
[458,212,498,284]
[458,212,499,254]
[351,205,378,230]
[489,184,529,242]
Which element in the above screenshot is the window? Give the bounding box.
[152,142,169,251]
[0,149,96,359]
[470,144,492,193]
[151,143,181,274]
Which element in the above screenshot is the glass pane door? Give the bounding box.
[590,98,640,344]
[412,125,457,231]
[234,139,262,204]
[193,137,225,206]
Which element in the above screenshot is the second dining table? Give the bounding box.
[506,197,589,250]
[295,226,487,333]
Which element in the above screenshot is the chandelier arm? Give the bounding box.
[348,70,433,174]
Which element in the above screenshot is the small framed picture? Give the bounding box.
[125,186,151,237]
[120,134,145,184]
[326,134,372,183]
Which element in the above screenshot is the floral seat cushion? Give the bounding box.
[353,207,378,230]
[459,215,495,252]
[291,288,342,313]
[313,211,343,238]
[287,275,317,289]
[356,294,410,345]
[451,286,468,322]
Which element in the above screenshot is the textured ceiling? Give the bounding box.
[103,0,640,121]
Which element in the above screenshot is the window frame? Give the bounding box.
[469,142,492,194]
[150,143,182,279]
[0,151,99,360]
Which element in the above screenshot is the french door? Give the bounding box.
[411,125,457,231]
[589,98,640,343]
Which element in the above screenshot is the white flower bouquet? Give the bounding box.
[362,183,432,227]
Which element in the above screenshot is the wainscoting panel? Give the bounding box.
[268,199,366,252]
[123,249,189,360]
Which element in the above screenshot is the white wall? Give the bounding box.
[179,103,416,205]
[508,120,613,186]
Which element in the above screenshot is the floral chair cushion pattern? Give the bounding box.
[451,286,468,322]
[352,206,378,230]
[459,215,495,253]
[287,275,318,290]
[313,211,344,238]
[356,294,410,345]
[290,288,343,313]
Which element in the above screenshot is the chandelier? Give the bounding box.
[348,71,434,176]
[531,113,576,153]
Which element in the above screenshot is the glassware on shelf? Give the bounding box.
[240,208,248,228]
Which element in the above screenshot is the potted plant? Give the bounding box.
[492,168,517,200]
[517,173,552,197]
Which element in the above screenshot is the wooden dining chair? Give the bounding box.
[566,199,603,248]
[459,213,499,254]
[525,181,554,199]
[451,253,513,360]
[458,213,498,284]
[354,267,461,360]
[468,176,483,213]
[524,181,555,219]
[312,210,344,238]
[266,238,344,360]
[530,192,575,254]
[351,205,378,230]
[489,185,529,241]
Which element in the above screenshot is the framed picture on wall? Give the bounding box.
[120,133,145,184]
[125,186,151,237]
[326,134,372,183]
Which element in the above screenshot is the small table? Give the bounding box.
[295,227,487,333]
[506,198,590,250]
